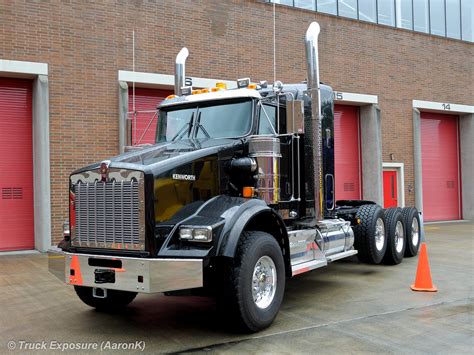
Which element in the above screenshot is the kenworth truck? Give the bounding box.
[49,22,422,332]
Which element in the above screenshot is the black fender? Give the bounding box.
[216,198,291,277]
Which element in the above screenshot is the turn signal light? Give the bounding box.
[242,186,255,198]
[216,82,227,90]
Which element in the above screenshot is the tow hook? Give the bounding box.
[94,269,115,284]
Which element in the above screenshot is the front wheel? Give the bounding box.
[74,286,137,311]
[220,231,285,332]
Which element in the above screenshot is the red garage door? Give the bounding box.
[0,78,34,251]
[421,112,461,221]
[334,105,361,201]
[128,88,172,145]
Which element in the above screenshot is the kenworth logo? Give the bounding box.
[172,174,196,181]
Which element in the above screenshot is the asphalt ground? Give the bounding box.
[0,221,472,354]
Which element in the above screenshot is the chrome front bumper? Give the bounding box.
[47,250,203,293]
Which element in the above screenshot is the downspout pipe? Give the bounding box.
[175,47,189,96]
[305,22,323,221]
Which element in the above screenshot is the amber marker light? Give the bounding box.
[216,82,227,89]
[201,88,209,93]
[166,94,177,99]
[192,89,202,95]
[247,83,257,89]
[211,87,222,92]
[242,186,255,198]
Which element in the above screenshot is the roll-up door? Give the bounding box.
[128,88,173,145]
[421,112,461,221]
[334,105,361,201]
[0,78,34,251]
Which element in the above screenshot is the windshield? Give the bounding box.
[156,99,253,143]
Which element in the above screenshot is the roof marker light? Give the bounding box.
[181,86,192,96]
[216,82,227,90]
[166,94,177,100]
[237,78,250,88]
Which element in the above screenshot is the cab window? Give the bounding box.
[258,104,277,135]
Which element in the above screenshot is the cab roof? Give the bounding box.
[159,88,262,108]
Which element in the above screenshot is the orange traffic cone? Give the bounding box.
[411,242,437,292]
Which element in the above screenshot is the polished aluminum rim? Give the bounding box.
[395,220,405,253]
[252,256,277,309]
[411,217,419,247]
[375,217,385,251]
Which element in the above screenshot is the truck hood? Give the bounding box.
[73,138,244,175]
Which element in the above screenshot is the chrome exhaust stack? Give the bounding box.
[175,47,189,96]
[304,22,323,221]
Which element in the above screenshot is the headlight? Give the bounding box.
[179,226,213,242]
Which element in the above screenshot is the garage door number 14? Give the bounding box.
[442,103,451,111]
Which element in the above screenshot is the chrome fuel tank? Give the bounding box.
[318,219,354,256]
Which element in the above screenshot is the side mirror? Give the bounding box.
[286,100,305,134]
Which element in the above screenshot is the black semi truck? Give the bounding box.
[49,22,422,332]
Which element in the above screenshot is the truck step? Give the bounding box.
[326,250,358,263]
[292,259,327,276]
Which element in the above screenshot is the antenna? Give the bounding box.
[273,1,276,84]
[132,29,136,145]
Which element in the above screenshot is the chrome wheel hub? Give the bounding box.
[395,220,405,253]
[252,256,277,309]
[411,217,419,247]
[375,218,385,251]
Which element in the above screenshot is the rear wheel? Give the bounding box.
[354,204,387,264]
[401,207,421,257]
[74,286,137,311]
[383,208,406,265]
[219,231,285,332]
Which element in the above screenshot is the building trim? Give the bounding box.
[334,91,378,105]
[118,70,237,89]
[413,100,474,114]
[0,61,51,252]
[0,59,48,76]
[383,162,405,208]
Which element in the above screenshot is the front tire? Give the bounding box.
[220,231,285,332]
[382,208,406,265]
[74,286,137,311]
[354,204,387,264]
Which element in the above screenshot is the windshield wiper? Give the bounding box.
[171,112,194,142]
[195,112,210,139]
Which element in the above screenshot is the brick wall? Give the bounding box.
[0,1,472,244]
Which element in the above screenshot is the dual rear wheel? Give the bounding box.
[354,205,421,265]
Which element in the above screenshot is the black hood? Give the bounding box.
[73,138,244,175]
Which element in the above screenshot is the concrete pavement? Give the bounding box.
[0,221,472,354]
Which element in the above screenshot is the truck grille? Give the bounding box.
[72,179,145,250]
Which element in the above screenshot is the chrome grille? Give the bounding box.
[73,178,145,250]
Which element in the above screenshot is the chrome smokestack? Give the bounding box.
[305,22,323,220]
[175,47,189,95]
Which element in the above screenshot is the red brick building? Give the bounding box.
[0,0,472,251]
